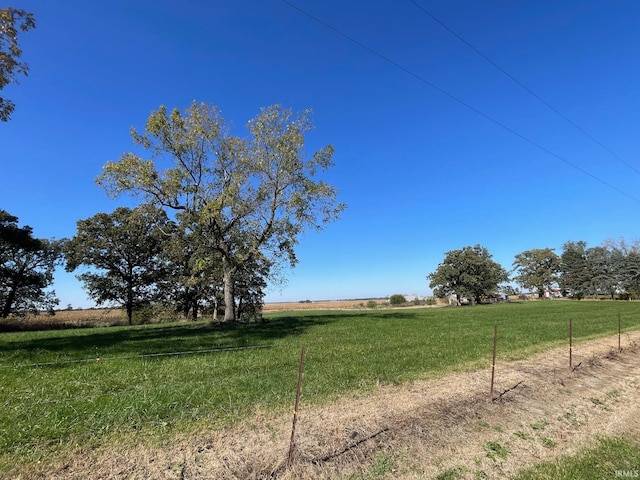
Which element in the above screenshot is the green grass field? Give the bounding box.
[0,300,638,473]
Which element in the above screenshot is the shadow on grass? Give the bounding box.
[0,312,369,360]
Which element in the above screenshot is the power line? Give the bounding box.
[408,0,640,177]
[279,0,640,205]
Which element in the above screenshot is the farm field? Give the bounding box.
[0,299,392,332]
[1,300,639,478]
[262,298,390,312]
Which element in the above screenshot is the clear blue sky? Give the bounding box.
[2,1,640,308]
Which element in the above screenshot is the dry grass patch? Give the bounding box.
[0,308,125,331]
[262,299,385,312]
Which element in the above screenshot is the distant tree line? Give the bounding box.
[427,240,640,305]
[6,204,640,321]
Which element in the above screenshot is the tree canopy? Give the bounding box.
[427,244,509,304]
[65,206,169,324]
[512,248,560,297]
[0,210,62,317]
[97,101,345,321]
[0,7,35,121]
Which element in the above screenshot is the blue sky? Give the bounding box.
[2,0,640,308]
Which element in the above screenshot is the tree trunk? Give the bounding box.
[2,282,17,317]
[1,292,14,318]
[126,285,133,325]
[222,259,236,322]
[191,297,198,321]
[182,295,190,319]
[2,273,21,317]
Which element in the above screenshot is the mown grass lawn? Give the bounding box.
[1,300,639,471]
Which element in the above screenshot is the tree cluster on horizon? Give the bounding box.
[427,239,640,304]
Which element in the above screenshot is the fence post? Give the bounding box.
[618,312,622,353]
[489,325,497,402]
[569,317,573,369]
[287,346,306,469]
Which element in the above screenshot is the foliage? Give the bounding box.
[512,248,560,297]
[585,246,621,299]
[156,221,221,321]
[0,7,35,121]
[97,102,345,322]
[389,294,406,305]
[559,241,589,298]
[559,240,634,299]
[0,210,62,317]
[366,300,378,308]
[601,238,640,299]
[427,244,509,304]
[64,206,170,325]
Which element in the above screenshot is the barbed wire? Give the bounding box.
[0,344,270,370]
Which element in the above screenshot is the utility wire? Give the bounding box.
[408,0,640,177]
[280,0,640,205]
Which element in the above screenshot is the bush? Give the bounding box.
[389,294,406,305]
[366,300,378,309]
[132,304,177,324]
[425,297,437,306]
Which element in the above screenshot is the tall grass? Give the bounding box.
[0,301,638,470]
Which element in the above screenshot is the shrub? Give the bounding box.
[132,304,177,324]
[425,297,437,306]
[366,300,378,309]
[389,294,406,305]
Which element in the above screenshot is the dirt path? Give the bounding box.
[30,332,640,479]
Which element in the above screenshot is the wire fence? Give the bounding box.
[0,344,270,369]
[1,314,638,472]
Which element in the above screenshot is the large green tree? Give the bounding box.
[0,210,62,317]
[623,250,640,299]
[585,245,623,299]
[97,102,345,322]
[602,238,640,299]
[65,206,169,324]
[427,244,509,304]
[0,7,35,121]
[157,224,217,321]
[512,247,560,298]
[559,241,590,298]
